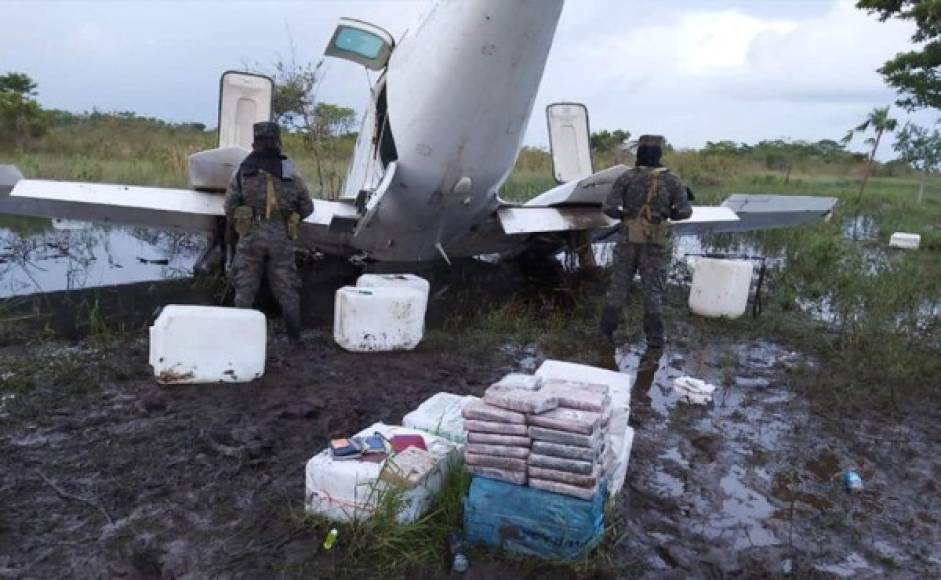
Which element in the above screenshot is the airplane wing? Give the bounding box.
[0,169,363,257]
[494,166,837,239]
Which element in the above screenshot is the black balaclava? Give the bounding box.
[635,145,663,168]
[240,122,286,178]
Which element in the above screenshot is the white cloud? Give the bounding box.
[1,0,935,160]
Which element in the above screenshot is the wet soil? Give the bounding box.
[1,283,939,579]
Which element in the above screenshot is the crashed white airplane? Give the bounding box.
[0,0,836,265]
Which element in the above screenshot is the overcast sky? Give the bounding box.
[2,0,937,158]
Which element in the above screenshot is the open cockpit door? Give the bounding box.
[547,103,593,184]
[325,18,394,70]
[217,71,274,149]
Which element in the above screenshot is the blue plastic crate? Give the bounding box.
[463,476,605,560]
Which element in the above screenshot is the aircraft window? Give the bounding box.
[334,27,386,60]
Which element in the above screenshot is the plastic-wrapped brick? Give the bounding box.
[465,443,530,459]
[467,432,531,447]
[529,478,599,501]
[528,426,601,448]
[528,465,602,488]
[539,380,610,412]
[461,400,526,424]
[465,453,528,472]
[531,440,602,462]
[527,407,603,435]
[465,465,527,485]
[464,420,529,436]
[483,386,559,414]
[528,453,596,475]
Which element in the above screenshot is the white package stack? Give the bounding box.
[334,286,426,352]
[402,392,478,444]
[305,423,460,524]
[149,305,266,384]
[535,360,633,499]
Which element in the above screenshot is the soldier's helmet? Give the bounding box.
[253,121,281,141]
[637,135,666,149]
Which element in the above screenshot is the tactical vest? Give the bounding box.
[623,167,669,245]
[232,170,300,240]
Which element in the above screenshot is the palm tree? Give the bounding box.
[841,106,898,203]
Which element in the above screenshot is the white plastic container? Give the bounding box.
[889,232,921,250]
[402,392,479,443]
[688,258,754,319]
[534,359,633,499]
[606,426,635,497]
[304,422,460,523]
[149,305,266,384]
[356,273,430,320]
[334,286,426,352]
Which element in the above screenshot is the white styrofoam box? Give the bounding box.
[149,305,266,384]
[606,426,635,497]
[534,359,633,499]
[334,286,426,352]
[688,258,754,319]
[402,392,479,444]
[889,232,921,250]
[305,422,460,523]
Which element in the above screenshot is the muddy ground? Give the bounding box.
[1,273,939,579]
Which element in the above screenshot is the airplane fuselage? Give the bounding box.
[344,0,565,261]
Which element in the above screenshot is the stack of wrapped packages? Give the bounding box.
[460,373,612,500]
[461,374,540,486]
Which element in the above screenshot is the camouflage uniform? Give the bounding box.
[224,123,314,338]
[601,135,692,349]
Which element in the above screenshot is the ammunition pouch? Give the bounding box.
[624,218,667,245]
[287,212,300,240]
[232,206,254,236]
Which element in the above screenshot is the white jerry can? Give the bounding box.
[889,232,920,250]
[356,273,430,319]
[688,258,754,319]
[334,286,426,352]
[149,305,266,384]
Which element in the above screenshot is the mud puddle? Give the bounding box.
[1,306,938,578]
[608,329,940,578]
[0,216,205,298]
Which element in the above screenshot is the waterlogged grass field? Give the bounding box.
[1,119,940,577]
[2,120,939,410]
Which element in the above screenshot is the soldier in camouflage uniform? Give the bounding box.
[600,135,692,350]
[224,121,314,340]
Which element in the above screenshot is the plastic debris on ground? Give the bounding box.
[463,476,606,560]
[402,392,478,443]
[673,376,718,405]
[305,422,459,523]
[889,232,920,250]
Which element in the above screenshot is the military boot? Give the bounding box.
[283,307,303,342]
[599,305,620,342]
[643,312,665,351]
